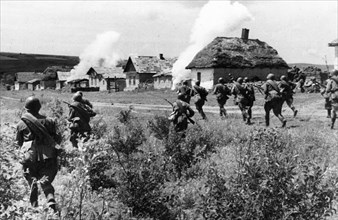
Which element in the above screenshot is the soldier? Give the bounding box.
[16,96,61,212]
[243,77,255,124]
[231,77,251,124]
[68,92,95,148]
[279,75,298,117]
[304,77,320,93]
[192,80,208,120]
[213,77,231,117]
[177,80,193,104]
[168,94,195,132]
[295,70,306,93]
[321,72,333,118]
[261,73,286,127]
[75,91,93,108]
[325,69,338,129]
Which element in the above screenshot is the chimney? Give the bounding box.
[241,28,249,40]
[159,53,165,60]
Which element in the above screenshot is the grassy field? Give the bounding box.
[1,89,338,219]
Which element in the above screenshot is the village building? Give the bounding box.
[185,29,289,89]
[41,66,73,90]
[56,71,71,90]
[153,69,173,89]
[86,66,126,92]
[329,39,338,70]
[27,79,41,90]
[67,78,90,93]
[124,54,176,91]
[14,72,43,90]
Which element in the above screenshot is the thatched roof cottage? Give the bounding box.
[124,54,176,91]
[186,29,289,88]
[14,72,43,90]
[56,71,71,90]
[86,66,125,92]
[328,39,338,70]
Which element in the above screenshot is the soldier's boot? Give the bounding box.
[201,111,207,120]
[331,117,336,129]
[291,107,298,117]
[30,178,38,207]
[265,114,270,127]
[327,109,331,118]
[246,118,252,125]
[47,193,57,213]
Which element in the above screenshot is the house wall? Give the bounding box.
[56,81,66,90]
[107,78,126,92]
[334,46,338,70]
[14,82,27,90]
[89,77,101,88]
[125,72,139,91]
[41,80,56,90]
[190,67,287,89]
[154,76,172,89]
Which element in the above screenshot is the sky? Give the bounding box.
[1,0,337,65]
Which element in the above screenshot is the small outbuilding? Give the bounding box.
[186,29,289,89]
[329,39,338,70]
[27,79,41,90]
[56,71,71,90]
[86,66,125,92]
[41,66,73,90]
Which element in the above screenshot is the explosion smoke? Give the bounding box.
[67,31,121,81]
[171,0,253,89]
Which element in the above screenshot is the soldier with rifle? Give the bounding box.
[66,92,96,148]
[177,80,193,104]
[168,95,195,132]
[261,73,287,127]
[321,72,333,118]
[325,69,338,129]
[231,77,252,124]
[16,96,62,213]
[279,75,298,117]
[213,77,231,117]
[192,80,208,120]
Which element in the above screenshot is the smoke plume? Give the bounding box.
[171,0,253,89]
[67,31,121,81]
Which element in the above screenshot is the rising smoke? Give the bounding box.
[67,31,121,81]
[171,0,253,89]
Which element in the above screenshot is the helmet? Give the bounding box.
[177,93,185,101]
[195,80,200,86]
[24,96,41,113]
[237,77,243,84]
[266,73,275,80]
[73,92,83,102]
[280,75,288,81]
[183,80,189,85]
[332,69,338,76]
[75,91,83,97]
[243,77,249,82]
[218,77,224,83]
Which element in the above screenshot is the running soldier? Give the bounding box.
[261,73,286,127]
[243,77,255,124]
[295,70,306,93]
[321,72,333,118]
[177,80,193,104]
[213,77,231,117]
[68,93,95,148]
[192,80,208,120]
[231,77,251,124]
[325,69,338,129]
[16,96,61,212]
[279,75,298,117]
[168,94,195,132]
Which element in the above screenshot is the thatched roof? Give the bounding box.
[57,71,71,81]
[27,79,41,84]
[153,69,172,77]
[43,65,74,80]
[328,39,338,47]
[128,56,177,74]
[186,37,289,69]
[89,67,125,79]
[15,72,43,83]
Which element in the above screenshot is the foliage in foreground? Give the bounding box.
[1,100,338,219]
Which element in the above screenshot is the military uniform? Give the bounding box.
[243,78,255,123]
[213,78,231,117]
[169,99,195,132]
[231,78,251,124]
[192,81,208,120]
[177,81,192,104]
[325,72,338,129]
[261,74,286,127]
[16,97,61,211]
[68,94,94,148]
[279,76,298,117]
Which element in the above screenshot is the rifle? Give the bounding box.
[253,84,265,95]
[63,101,71,106]
[164,98,195,125]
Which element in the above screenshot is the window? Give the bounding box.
[133,76,136,85]
[197,72,201,81]
[129,76,132,85]
[91,78,93,85]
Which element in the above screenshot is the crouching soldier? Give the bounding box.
[326,69,338,129]
[192,80,208,120]
[68,92,95,148]
[168,94,195,132]
[261,73,287,127]
[16,96,62,212]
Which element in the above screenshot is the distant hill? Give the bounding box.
[0,52,79,84]
[288,63,334,72]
